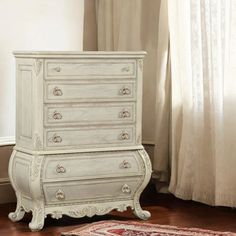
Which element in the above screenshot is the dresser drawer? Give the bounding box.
[43,151,142,181]
[43,178,141,205]
[45,59,136,79]
[44,103,135,126]
[45,81,136,102]
[45,126,136,149]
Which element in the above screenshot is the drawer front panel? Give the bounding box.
[43,151,142,181]
[45,103,135,126]
[45,59,136,79]
[45,82,136,102]
[43,178,141,204]
[45,126,135,149]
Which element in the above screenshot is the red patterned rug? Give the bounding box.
[61,220,236,236]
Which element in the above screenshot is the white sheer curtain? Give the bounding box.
[168,0,236,206]
[94,0,236,206]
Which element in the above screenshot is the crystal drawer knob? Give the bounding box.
[54,67,61,72]
[56,164,66,173]
[51,134,62,143]
[119,110,131,118]
[119,132,130,140]
[55,189,65,200]
[122,184,131,194]
[120,160,131,169]
[53,87,63,96]
[53,111,62,120]
[119,87,131,95]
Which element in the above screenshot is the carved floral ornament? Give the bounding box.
[34,59,43,76]
[50,205,130,220]
[30,155,43,182]
[138,59,143,71]
[34,134,42,150]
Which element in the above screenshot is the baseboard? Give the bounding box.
[0,178,16,204]
[142,140,155,145]
[0,136,15,146]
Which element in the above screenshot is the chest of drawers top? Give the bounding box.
[14,51,146,154]
[14,51,146,57]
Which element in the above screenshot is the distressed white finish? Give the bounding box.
[45,102,135,126]
[8,51,152,231]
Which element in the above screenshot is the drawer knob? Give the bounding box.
[52,134,62,143]
[55,189,65,200]
[121,66,130,72]
[122,184,131,194]
[56,164,66,173]
[54,67,61,72]
[120,160,131,169]
[119,110,131,118]
[53,111,62,120]
[119,131,130,140]
[119,87,131,95]
[53,87,63,96]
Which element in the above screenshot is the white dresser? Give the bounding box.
[8,51,152,231]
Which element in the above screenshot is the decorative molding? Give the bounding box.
[138,59,143,71]
[68,206,113,218]
[51,211,63,219]
[67,204,130,218]
[30,156,44,182]
[34,59,43,76]
[0,136,15,146]
[0,138,156,147]
[33,134,42,150]
[138,149,152,174]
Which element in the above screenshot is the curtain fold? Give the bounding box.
[152,0,171,192]
[96,0,142,51]
[96,0,161,144]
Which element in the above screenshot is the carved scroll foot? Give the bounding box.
[131,149,152,220]
[133,202,151,220]
[29,208,45,232]
[8,206,25,222]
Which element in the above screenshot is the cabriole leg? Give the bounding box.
[133,202,151,220]
[132,149,152,220]
[8,206,25,222]
[8,193,25,222]
[29,205,45,232]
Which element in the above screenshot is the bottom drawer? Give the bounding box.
[43,178,141,205]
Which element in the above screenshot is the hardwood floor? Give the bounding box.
[1,185,236,235]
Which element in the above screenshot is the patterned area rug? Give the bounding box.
[61,220,236,236]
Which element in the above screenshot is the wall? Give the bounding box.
[0,0,84,203]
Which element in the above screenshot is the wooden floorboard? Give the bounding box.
[1,185,236,235]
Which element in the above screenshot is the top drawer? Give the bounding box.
[45,59,136,80]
